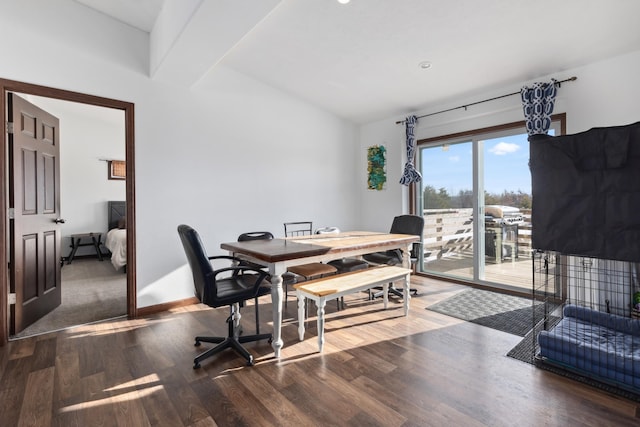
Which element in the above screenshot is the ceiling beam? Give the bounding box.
[150,0,282,88]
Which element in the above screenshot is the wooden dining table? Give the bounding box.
[220,231,419,357]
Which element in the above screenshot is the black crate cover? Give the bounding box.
[529,121,640,262]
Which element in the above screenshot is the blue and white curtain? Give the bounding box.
[521,79,558,136]
[399,115,422,185]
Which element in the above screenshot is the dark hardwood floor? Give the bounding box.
[1,276,639,426]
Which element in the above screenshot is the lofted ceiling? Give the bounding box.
[74,0,164,32]
[73,0,640,124]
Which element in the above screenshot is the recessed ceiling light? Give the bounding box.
[419,61,432,69]
[337,0,351,4]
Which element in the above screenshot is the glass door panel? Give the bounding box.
[481,132,532,291]
[418,141,474,280]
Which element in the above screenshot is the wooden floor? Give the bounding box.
[1,276,638,426]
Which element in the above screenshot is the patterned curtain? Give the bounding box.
[520,79,558,136]
[399,115,422,185]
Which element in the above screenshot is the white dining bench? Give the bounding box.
[294,265,412,352]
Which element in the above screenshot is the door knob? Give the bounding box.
[53,218,66,224]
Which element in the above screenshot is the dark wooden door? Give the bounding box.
[8,93,62,334]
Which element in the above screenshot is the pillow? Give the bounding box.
[118,217,126,229]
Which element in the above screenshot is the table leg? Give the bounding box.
[402,243,412,269]
[232,302,241,338]
[382,283,388,309]
[297,291,305,341]
[403,273,411,316]
[317,298,326,353]
[270,267,284,358]
[402,243,413,311]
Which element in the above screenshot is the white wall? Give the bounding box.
[358,49,640,231]
[5,0,638,309]
[1,1,359,308]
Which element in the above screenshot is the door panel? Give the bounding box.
[8,93,62,334]
[419,141,475,281]
[22,148,37,213]
[22,234,38,301]
[43,154,56,212]
[44,231,57,292]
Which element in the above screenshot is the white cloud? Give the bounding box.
[449,155,460,162]
[489,142,520,155]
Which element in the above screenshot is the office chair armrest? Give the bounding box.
[208,255,245,264]
[209,254,264,270]
[211,266,270,291]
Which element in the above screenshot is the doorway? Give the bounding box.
[414,115,565,294]
[0,79,137,344]
[12,94,127,338]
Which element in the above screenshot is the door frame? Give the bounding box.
[0,78,136,344]
[409,114,566,294]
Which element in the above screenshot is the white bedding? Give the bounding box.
[105,228,127,270]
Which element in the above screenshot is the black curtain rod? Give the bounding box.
[395,76,577,125]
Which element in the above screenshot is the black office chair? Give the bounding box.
[178,225,272,368]
[363,215,424,299]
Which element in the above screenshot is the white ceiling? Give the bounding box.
[73,0,640,124]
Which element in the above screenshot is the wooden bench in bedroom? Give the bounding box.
[294,265,412,352]
[66,232,104,264]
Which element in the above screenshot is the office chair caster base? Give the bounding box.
[192,332,271,368]
[194,335,225,349]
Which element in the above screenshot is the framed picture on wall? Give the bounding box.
[107,160,126,180]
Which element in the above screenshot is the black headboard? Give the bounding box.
[108,201,126,230]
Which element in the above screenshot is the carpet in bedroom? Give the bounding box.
[11,258,127,339]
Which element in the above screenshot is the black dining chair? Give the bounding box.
[363,215,424,299]
[237,231,299,311]
[283,222,338,304]
[317,226,369,310]
[319,227,369,274]
[178,224,272,368]
[283,221,314,237]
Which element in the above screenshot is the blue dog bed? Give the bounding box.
[538,304,640,389]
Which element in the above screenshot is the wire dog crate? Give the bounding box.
[532,250,640,396]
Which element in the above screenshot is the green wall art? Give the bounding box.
[367,145,387,191]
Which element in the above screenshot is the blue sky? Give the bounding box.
[420,133,533,195]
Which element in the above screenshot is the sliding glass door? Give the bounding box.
[416,119,562,292]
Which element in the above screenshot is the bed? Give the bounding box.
[105,201,127,271]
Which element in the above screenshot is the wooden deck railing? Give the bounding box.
[423,209,474,261]
[422,208,533,260]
